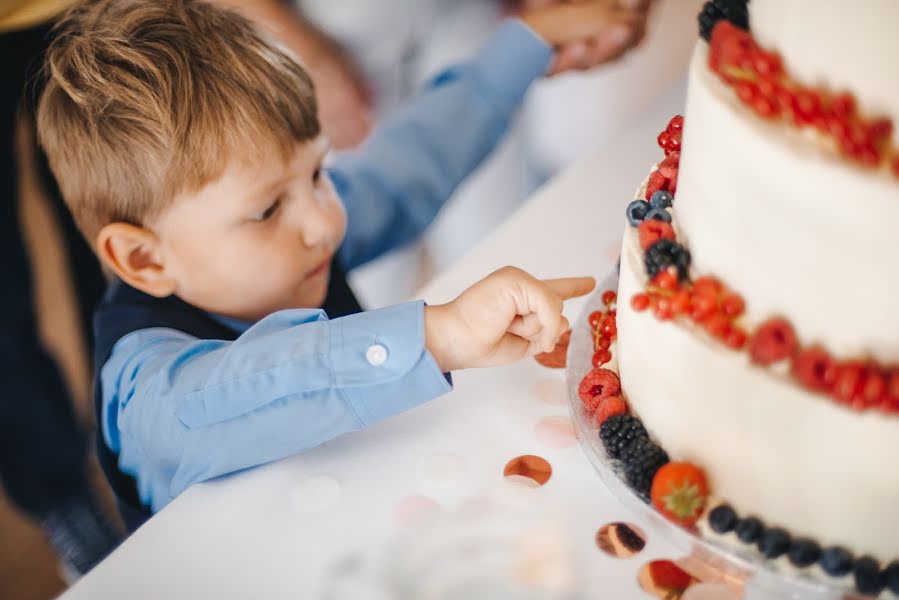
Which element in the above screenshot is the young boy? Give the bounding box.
[36,0,643,530]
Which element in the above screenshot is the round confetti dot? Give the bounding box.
[534,416,576,448]
[533,379,567,406]
[682,582,742,600]
[418,452,467,489]
[288,475,342,513]
[638,560,695,598]
[503,455,552,486]
[393,495,442,526]
[595,522,647,558]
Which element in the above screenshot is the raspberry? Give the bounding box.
[637,219,675,250]
[792,346,837,392]
[832,362,864,405]
[753,50,782,77]
[831,93,856,118]
[861,370,887,407]
[578,368,621,406]
[748,317,797,365]
[595,396,628,426]
[645,171,669,201]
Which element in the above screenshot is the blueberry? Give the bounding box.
[757,527,791,559]
[820,546,854,577]
[787,538,821,568]
[854,556,885,597]
[708,505,737,534]
[734,517,763,544]
[645,207,672,223]
[649,190,674,210]
[626,200,651,227]
[885,561,899,596]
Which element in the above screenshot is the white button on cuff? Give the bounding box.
[366,344,388,366]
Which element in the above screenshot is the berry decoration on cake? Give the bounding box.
[650,462,709,527]
[620,438,669,501]
[697,0,749,42]
[707,21,899,179]
[599,414,649,459]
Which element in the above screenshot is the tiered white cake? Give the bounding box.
[616,0,899,562]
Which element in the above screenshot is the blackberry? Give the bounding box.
[787,538,821,568]
[708,504,738,534]
[615,523,646,553]
[853,556,885,597]
[599,414,648,459]
[757,527,791,559]
[620,439,669,501]
[645,239,691,282]
[698,0,749,42]
[626,200,650,227]
[734,516,763,544]
[819,546,854,577]
[884,561,899,596]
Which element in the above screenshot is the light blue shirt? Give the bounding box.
[100,20,553,512]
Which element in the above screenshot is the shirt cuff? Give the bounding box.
[469,18,554,115]
[331,300,453,425]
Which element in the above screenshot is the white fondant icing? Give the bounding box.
[675,44,899,365]
[617,223,899,560]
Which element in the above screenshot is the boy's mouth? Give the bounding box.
[304,258,331,280]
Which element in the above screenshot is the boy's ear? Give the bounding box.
[95,223,176,298]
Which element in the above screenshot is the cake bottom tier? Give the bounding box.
[616,224,899,561]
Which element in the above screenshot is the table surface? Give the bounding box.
[59,81,727,600]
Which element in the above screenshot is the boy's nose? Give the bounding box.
[300,204,336,249]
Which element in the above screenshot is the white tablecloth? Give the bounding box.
[60,81,700,600]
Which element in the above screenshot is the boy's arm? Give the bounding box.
[330,19,553,271]
[101,302,450,512]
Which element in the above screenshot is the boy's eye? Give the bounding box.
[252,197,282,222]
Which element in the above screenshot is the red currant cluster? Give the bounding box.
[588,290,618,367]
[632,273,748,350]
[750,318,899,414]
[646,116,683,200]
[708,21,899,178]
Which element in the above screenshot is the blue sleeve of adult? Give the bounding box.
[330,19,553,270]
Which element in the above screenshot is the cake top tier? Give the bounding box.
[750,0,899,144]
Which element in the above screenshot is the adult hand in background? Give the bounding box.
[508,0,654,75]
[208,0,374,149]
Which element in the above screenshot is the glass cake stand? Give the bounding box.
[565,270,851,600]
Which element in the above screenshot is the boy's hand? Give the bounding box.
[519,0,652,75]
[425,267,595,372]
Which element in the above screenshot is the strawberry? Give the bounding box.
[651,462,709,527]
[748,317,798,365]
[648,560,692,593]
[594,395,628,426]
[577,368,621,408]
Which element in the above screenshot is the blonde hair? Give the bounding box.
[37,0,320,242]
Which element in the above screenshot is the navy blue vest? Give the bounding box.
[92,260,361,532]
